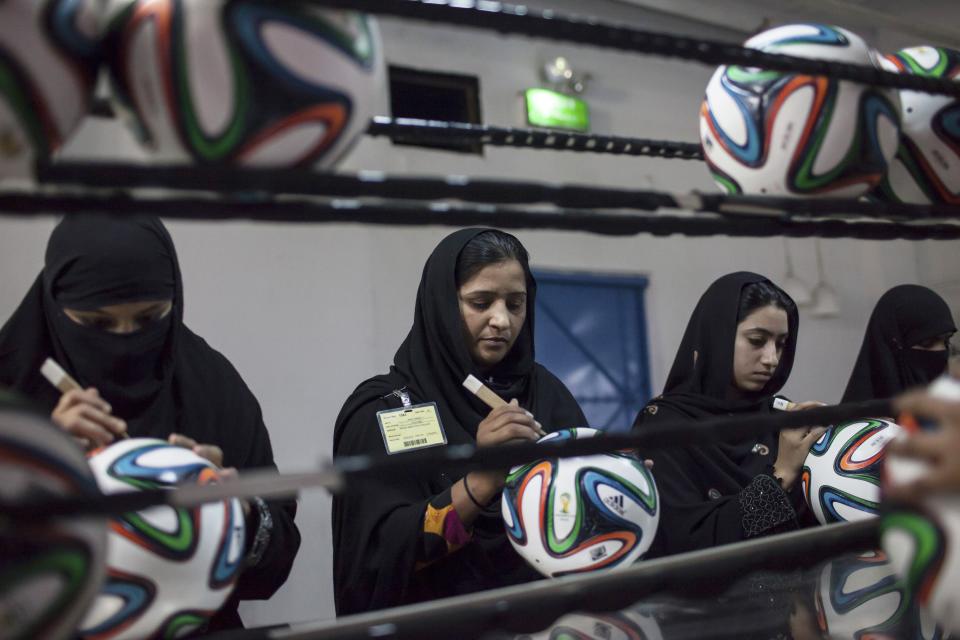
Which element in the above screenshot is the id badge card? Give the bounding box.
[376,402,447,454]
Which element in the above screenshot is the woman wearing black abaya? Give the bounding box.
[842,285,956,403]
[0,215,300,631]
[633,272,824,557]
[332,229,586,615]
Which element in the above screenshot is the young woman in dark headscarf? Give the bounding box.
[633,272,825,557]
[0,214,300,631]
[332,228,587,615]
[842,285,956,403]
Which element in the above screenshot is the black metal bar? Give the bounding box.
[4,191,960,240]
[34,162,960,222]
[305,0,960,98]
[367,117,705,160]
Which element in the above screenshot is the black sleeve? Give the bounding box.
[635,406,799,557]
[229,393,301,601]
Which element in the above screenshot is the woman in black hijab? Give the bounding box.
[633,272,824,557]
[0,214,300,631]
[842,285,956,403]
[332,228,587,615]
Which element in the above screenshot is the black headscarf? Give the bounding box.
[0,215,300,630]
[842,285,956,402]
[633,272,804,556]
[332,228,586,615]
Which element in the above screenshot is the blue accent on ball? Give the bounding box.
[228,2,365,99]
[49,0,99,58]
[810,427,835,456]
[110,444,210,486]
[709,76,763,166]
[821,487,878,523]
[938,104,960,143]
[81,577,153,634]
[861,94,900,163]
[581,468,653,529]
[211,502,246,585]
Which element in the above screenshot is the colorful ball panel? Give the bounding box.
[102,0,385,168]
[814,550,941,639]
[79,438,246,640]
[802,418,902,524]
[0,0,101,178]
[875,46,960,205]
[501,428,659,578]
[0,405,107,640]
[699,23,901,197]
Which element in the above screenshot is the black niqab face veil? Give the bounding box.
[661,272,799,415]
[0,214,182,423]
[842,285,956,402]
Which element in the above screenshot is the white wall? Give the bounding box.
[2,1,959,628]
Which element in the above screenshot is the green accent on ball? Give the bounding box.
[285,6,377,67]
[726,66,782,85]
[607,463,658,514]
[900,49,949,78]
[174,29,251,161]
[123,508,196,552]
[881,511,943,592]
[711,171,741,194]
[0,548,91,639]
[161,611,206,639]
[0,59,47,156]
[545,472,584,555]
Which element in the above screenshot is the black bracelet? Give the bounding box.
[463,473,486,510]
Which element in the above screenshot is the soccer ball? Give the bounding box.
[699,23,901,197]
[881,376,960,634]
[79,438,246,640]
[814,550,941,639]
[0,403,107,640]
[501,428,659,578]
[802,418,902,524]
[0,0,102,178]
[101,0,385,167]
[875,46,960,204]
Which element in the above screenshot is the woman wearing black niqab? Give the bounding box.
[332,228,586,615]
[842,285,956,403]
[0,215,300,631]
[633,272,823,557]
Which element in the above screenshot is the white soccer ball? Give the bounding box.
[802,418,902,524]
[101,0,386,168]
[875,46,960,205]
[699,23,901,197]
[0,404,107,640]
[501,428,659,578]
[0,0,102,178]
[79,438,246,640]
[881,376,960,634]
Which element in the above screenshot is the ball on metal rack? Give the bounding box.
[0,0,102,178]
[875,46,960,205]
[100,0,386,168]
[699,23,901,197]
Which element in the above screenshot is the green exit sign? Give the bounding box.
[524,88,590,132]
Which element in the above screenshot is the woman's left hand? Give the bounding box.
[168,433,224,467]
[168,435,251,516]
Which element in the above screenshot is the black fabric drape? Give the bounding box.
[842,284,956,403]
[0,215,300,631]
[331,228,586,615]
[633,272,809,557]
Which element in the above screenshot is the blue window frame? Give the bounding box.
[533,270,652,432]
